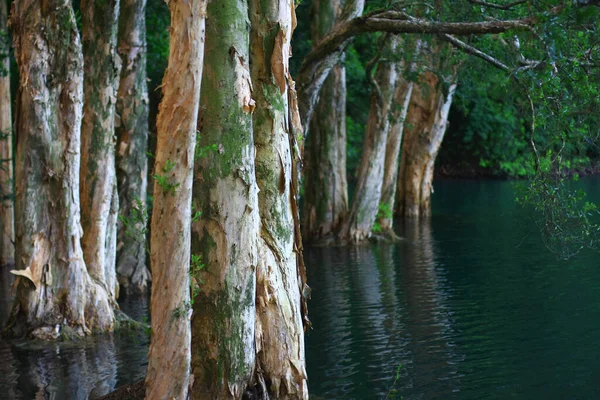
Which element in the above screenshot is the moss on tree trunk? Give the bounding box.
[7,0,115,340]
[190,0,260,397]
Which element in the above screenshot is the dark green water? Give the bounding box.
[305,178,600,399]
[2,179,600,399]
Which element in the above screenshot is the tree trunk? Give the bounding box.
[7,0,114,339]
[115,0,150,295]
[249,0,309,398]
[190,0,260,397]
[145,0,206,398]
[79,0,121,302]
[396,60,457,219]
[296,0,364,132]
[0,0,13,265]
[377,41,421,235]
[338,37,399,243]
[302,0,348,244]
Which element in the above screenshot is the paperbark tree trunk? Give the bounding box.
[296,0,364,132]
[145,1,206,398]
[338,37,399,243]
[0,0,14,265]
[7,0,115,339]
[377,41,421,235]
[190,0,260,397]
[302,0,348,244]
[396,56,457,219]
[79,0,121,302]
[115,0,150,295]
[249,0,309,397]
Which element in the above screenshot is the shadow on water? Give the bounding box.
[0,268,149,400]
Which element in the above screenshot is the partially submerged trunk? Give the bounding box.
[190,0,260,397]
[377,42,420,235]
[302,0,348,244]
[79,0,121,302]
[0,0,13,265]
[339,37,399,244]
[145,1,207,398]
[396,59,457,219]
[7,0,114,339]
[249,0,309,397]
[115,0,150,295]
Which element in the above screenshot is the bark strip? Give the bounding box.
[249,0,309,397]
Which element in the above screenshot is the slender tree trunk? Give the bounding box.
[338,37,399,243]
[296,0,364,132]
[79,0,121,302]
[7,0,114,339]
[302,0,348,244]
[0,0,13,265]
[190,0,260,397]
[377,41,421,234]
[145,0,206,398]
[115,0,150,295]
[396,59,457,218]
[249,0,309,397]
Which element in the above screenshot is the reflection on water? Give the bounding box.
[4,179,600,399]
[0,269,149,400]
[306,178,600,399]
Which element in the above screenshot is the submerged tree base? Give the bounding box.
[97,379,145,400]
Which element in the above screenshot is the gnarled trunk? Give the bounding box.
[338,37,399,243]
[79,0,121,302]
[0,0,13,265]
[249,0,309,397]
[7,0,114,339]
[145,0,206,398]
[115,0,150,295]
[396,58,457,218]
[190,0,260,397]
[302,0,348,244]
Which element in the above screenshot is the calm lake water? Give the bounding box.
[2,179,600,399]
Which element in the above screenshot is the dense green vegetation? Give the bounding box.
[145,1,600,181]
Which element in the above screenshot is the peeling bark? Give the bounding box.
[190,0,260,397]
[396,48,457,218]
[338,37,400,244]
[249,0,308,398]
[7,0,114,339]
[296,0,364,132]
[377,42,420,235]
[302,0,348,244]
[145,0,206,399]
[0,0,13,265]
[115,0,150,294]
[79,0,121,302]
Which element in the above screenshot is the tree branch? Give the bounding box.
[467,0,528,10]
